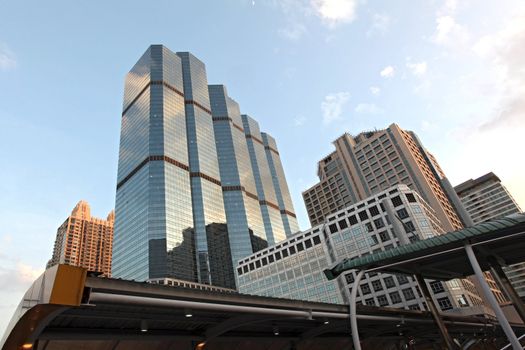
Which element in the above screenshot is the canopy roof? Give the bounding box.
[324,214,525,281]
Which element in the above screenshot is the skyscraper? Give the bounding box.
[47,201,114,277]
[455,172,525,297]
[301,124,506,304]
[302,124,469,232]
[113,45,298,285]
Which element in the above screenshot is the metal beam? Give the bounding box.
[464,244,522,350]
[414,273,458,349]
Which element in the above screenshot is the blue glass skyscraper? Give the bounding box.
[113,45,299,287]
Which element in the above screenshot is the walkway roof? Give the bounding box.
[324,214,525,281]
[2,265,519,350]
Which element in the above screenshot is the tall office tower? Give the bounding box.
[238,185,485,314]
[303,124,470,232]
[455,172,525,297]
[301,124,506,305]
[47,201,114,277]
[113,45,298,285]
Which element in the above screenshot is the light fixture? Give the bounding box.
[140,319,148,332]
[185,308,193,318]
[22,344,33,349]
[323,320,330,325]
[273,326,279,336]
[196,342,206,350]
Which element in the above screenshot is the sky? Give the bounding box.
[1,0,525,334]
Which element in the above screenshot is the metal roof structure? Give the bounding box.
[2,265,520,350]
[324,214,525,281]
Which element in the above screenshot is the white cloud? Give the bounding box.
[321,92,350,124]
[369,86,381,95]
[0,44,17,71]
[354,103,384,114]
[312,0,358,26]
[0,263,43,292]
[406,60,428,76]
[432,15,469,48]
[368,13,391,36]
[380,65,395,78]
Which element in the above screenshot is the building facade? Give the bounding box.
[238,185,484,313]
[455,172,525,297]
[302,124,469,232]
[113,45,298,285]
[48,201,114,277]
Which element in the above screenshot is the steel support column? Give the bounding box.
[350,270,365,350]
[488,257,525,324]
[464,244,522,349]
[414,274,458,349]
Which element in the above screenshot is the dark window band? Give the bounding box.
[185,100,212,115]
[246,134,264,146]
[264,145,280,156]
[212,116,245,133]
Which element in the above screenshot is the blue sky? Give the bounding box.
[1,0,524,333]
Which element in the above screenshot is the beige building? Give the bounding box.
[48,201,114,277]
[303,124,467,231]
[302,123,507,305]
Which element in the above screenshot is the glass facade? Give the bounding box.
[113,46,297,287]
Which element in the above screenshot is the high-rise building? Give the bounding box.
[301,124,506,305]
[302,124,469,232]
[47,201,114,277]
[455,172,525,297]
[113,45,298,285]
[238,185,485,314]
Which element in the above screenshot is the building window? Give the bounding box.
[404,221,415,233]
[373,218,385,229]
[313,236,321,245]
[348,215,358,225]
[389,291,402,304]
[384,276,396,288]
[345,273,354,284]
[379,231,390,242]
[361,283,371,295]
[377,295,389,307]
[430,281,445,294]
[366,223,374,233]
[391,196,403,207]
[372,280,384,292]
[365,298,375,306]
[358,211,368,221]
[437,297,453,311]
[397,208,409,219]
[405,193,417,203]
[338,219,348,229]
[329,224,338,234]
[369,206,380,217]
[402,288,416,301]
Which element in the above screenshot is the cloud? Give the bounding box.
[0,263,44,292]
[380,65,395,78]
[312,0,358,26]
[0,44,17,71]
[432,15,469,48]
[368,13,391,36]
[472,12,525,130]
[406,60,428,76]
[321,92,350,124]
[369,86,381,95]
[354,103,384,114]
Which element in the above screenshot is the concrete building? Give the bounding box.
[238,185,485,314]
[113,45,298,285]
[47,201,114,277]
[302,124,468,232]
[455,172,525,298]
